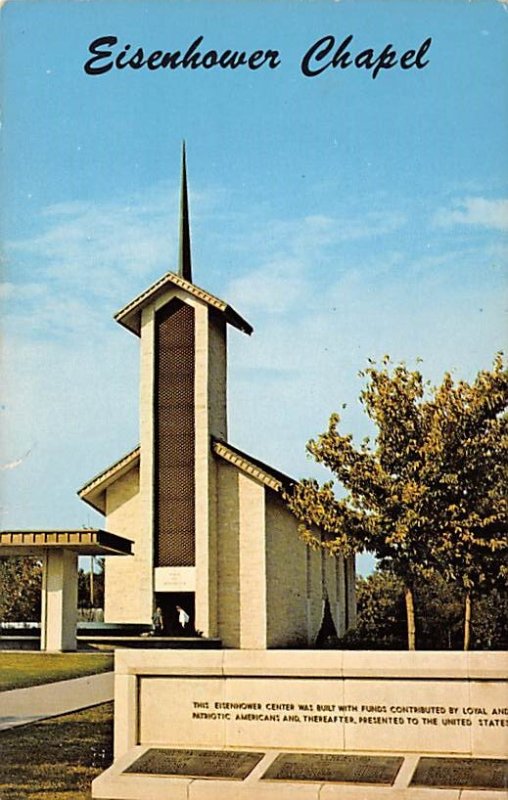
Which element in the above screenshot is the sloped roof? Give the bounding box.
[212,438,294,492]
[78,446,140,514]
[78,438,294,515]
[114,272,253,337]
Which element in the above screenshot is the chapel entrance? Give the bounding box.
[155,592,195,636]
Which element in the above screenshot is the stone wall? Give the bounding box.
[113,649,508,760]
[265,490,314,647]
[216,461,241,647]
[104,466,151,624]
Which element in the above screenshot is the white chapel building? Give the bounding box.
[78,149,356,648]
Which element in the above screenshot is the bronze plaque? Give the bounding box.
[124,748,264,780]
[262,753,403,784]
[411,757,508,790]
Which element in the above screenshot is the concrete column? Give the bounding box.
[41,550,78,651]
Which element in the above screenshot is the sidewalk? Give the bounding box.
[0,671,114,731]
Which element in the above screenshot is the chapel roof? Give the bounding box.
[211,438,294,492]
[78,438,294,514]
[78,446,140,513]
[114,271,253,337]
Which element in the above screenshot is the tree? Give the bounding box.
[286,355,508,649]
[0,558,42,622]
[78,557,105,613]
[470,588,508,650]
[342,568,506,650]
[421,357,508,648]
[344,569,407,649]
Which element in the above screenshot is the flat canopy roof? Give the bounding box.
[0,529,133,557]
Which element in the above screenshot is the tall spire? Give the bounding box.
[178,141,192,282]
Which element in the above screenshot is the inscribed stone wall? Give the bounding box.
[114,650,508,760]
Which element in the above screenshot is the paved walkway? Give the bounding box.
[0,671,114,731]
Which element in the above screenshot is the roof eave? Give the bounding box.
[78,488,106,515]
[0,529,133,556]
[114,272,253,337]
[78,447,140,513]
[212,438,294,493]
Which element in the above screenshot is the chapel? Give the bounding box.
[78,147,356,648]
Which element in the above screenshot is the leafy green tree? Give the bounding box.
[341,568,506,650]
[78,558,105,611]
[471,588,508,650]
[286,356,508,649]
[0,558,42,622]
[422,357,508,648]
[342,569,407,649]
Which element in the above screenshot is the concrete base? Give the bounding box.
[93,649,508,799]
[92,745,504,800]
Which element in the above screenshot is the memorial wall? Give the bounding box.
[113,649,507,760]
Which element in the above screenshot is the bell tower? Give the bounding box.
[78,146,355,647]
[113,145,251,634]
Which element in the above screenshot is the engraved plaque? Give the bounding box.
[411,757,508,790]
[125,748,264,780]
[262,753,403,784]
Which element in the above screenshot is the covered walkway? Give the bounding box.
[0,530,132,652]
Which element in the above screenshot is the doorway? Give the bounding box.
[155,592,195,636]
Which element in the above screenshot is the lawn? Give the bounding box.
[0,652,113,691]
[0,702,114,799]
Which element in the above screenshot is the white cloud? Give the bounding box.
[7,189,177,296]
[227,244,507,484]
[434,197,508,231]
[224,209,406,316]
[2,185,182,343]
[1,448,33,471]
[0,331,139,528]
[5,188,407,333]
[228,258,308,314]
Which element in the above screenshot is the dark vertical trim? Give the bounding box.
[178,142,192,282]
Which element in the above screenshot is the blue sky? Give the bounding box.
[1,0,507,575]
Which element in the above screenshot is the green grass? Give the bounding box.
[0,702,113,799]
[0,653,113,691]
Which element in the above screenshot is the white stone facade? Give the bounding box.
[79,274,355,647]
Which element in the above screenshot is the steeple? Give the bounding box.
[178,141,192,282]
